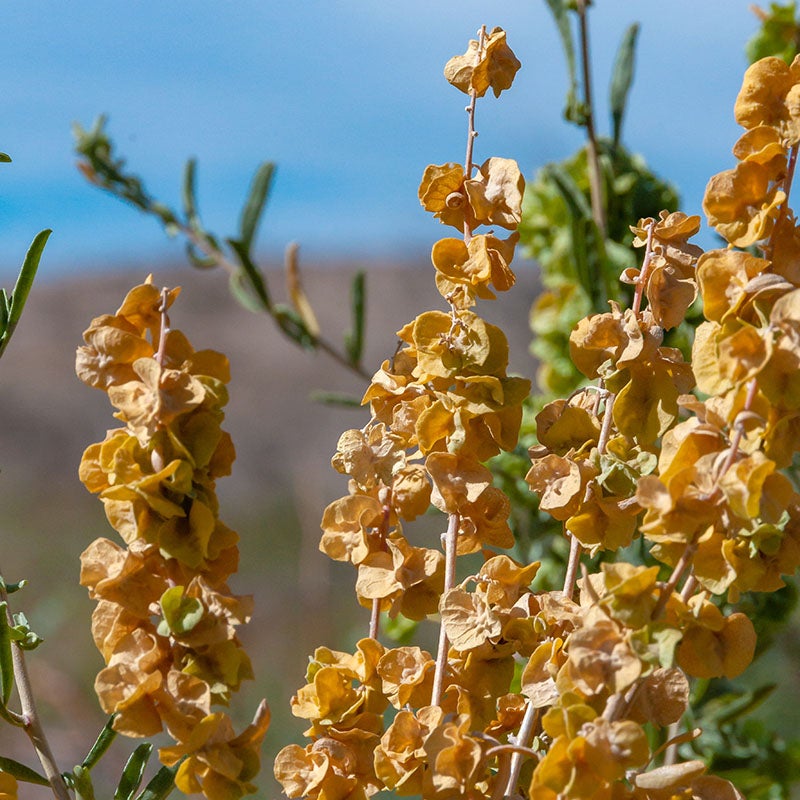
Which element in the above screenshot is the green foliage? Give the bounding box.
[746,2,800,63]
[73,116,370,384]
[520,139,679,399]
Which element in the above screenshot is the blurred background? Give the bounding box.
[0,2,794,797]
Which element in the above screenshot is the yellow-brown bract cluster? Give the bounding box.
[76,279,268,800]
[271,31,800,800]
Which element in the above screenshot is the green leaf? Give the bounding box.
[181,158,200,230]
[228,269,265,314]
[609,23,640,149]
[0,757,50,786]
[0,229,50,360]
[0,602,13,706]
[227,238,271,310]
[9,612,44,651]
[308,390,363,407]
[71,765,96,800]
[344,271,366,367]
[274,304,317,351]
[81,715,118,770]
[239,162,276,253]
[184,242,218,269]
[134,761,181,800]
[543,0,584,124]
[158,586,203,636]
[115,743,153,800]
[746,1,800,63]
[0,289,9,334]
[0,577,24,595]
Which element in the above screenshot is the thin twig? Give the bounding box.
[503,702,540,796]
[462,25,486,245]
[576,0,607,238]
[182,225,372,381]
[631,219,657,317]
[431,512,460,707]
[0,573,70,800]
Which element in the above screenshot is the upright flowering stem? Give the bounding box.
[631,219,656,317]
[0,574,69,800]
[462,25,486,245]
[431,511,460,707]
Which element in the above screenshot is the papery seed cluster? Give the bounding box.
[270,30,800,800]
[76,279,268,800]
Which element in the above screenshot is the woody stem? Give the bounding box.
[462,25,486,244]
[431,512,460,707]
[0,573,70,800]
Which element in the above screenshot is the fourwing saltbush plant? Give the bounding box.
[271,20,800,800]
[5,7,800,800]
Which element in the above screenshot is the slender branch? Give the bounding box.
[562,389,615,599]
[155,286,170,367]
[182,225,372,381]
[576,0,607,238]
[562,531,582,600]
[462,25,487,245]
[368,498,393,641]
[631,219,656,317]
[503,702,540,796]
[0,574,70,800]
[431,512,460,707]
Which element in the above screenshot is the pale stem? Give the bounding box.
[368,497,393,641]
[368,600,380,641]
[679,573,698,603]
[562,532,582,600]
[503,701,540,796]
[0,576,70,800]
[562,389,614,600]
[576,0,607,238]
[431,512,460,707]
[651,534,699,620]
[631,219,657,317]
[155,286,170,366]
[462,25,487,244]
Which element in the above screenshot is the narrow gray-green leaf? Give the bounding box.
[71,765,96,800]
[227,238,271,310]
[134,761,181,800]
[0,229,50,359]
[115,743,153,800]
[81,715,118,770]
[609,23,640,148]
[0,293,7,337]
[274,304,317,351]
[308,390,363,407]
[185,242,217,269]
[0,757,50,786]
[344,271,365,367]
[239,162,276,253]
[228,269,266,314]
[0,602,13,706]
[181,158,200,229]
[543,0,582,124]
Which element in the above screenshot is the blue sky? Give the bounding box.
[0,2,762,278]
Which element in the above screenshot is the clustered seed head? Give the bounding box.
[76,278,268,800]
[272,32,800,800]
